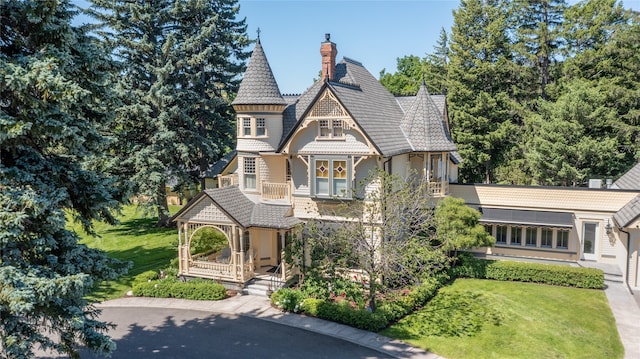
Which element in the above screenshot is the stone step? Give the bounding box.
[242,279,275,297]
[605,273,624,283]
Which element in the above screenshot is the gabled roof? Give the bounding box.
[172,186,300,229]
[400,82,457,152]
[613,194,640,228]
[328,58,411,156]
[232,39,286,106]
[613,162,640,190]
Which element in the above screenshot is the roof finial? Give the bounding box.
[256,27,261,42]
[421,71,426,87]
[325,33,331,42]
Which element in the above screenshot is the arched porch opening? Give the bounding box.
[178,222,254,283]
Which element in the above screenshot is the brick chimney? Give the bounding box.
[320,33,337,82]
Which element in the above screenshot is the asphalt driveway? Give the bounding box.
[37,306,393,359]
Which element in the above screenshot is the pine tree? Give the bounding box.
[0,1,127,357]
[447,0,521,183]
[89,0,250,226]
[511,0,567,100]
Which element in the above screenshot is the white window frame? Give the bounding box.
[495,225,508,245]
[317,119,346,139]
[242,117,252,137]
[244,157,257,190]
[256,118,266,137]
[311,156,351,199]
[556,229,569,249]
[510,226,523,246]
[540,228,553,248]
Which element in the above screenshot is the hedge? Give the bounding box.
[451,253,604,289]
[132,271,227,301]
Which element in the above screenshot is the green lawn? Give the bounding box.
[68,205,180,301]
[382,278,623,359]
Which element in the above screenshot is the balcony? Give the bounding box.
[261,181,292,202]
[218,174,238,188]
[427,180,448,197]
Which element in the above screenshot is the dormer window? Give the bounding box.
[318,119,346,139]
[239,117,268,138]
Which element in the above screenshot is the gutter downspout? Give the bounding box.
[619,227,634,295]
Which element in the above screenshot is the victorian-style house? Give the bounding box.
[173,35,640,291]
[172,34,459,288]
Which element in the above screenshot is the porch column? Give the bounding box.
[177,221,183,274]
[280,230,286,281]
[239,229,246,283]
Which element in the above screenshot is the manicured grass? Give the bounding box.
[382,278,623,359]
[68,205,180,301]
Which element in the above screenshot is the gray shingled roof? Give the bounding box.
[232,39,286,106]
[613,162,640,190]
[613,195,640,228]
[205,187,300,229]
[400,82,457,152]
[204,150,236,178]
[328,58,412,156]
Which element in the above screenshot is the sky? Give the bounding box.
[73,0,640,95]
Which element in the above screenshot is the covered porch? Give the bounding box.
[172,186,301,285]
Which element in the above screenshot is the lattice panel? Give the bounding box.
[308,91,348,118]
[184,198,233,224]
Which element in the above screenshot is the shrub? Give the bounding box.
[271,288,305,312]
[132,272,227,300]
[274,273,449,332]
[452,253,604,289]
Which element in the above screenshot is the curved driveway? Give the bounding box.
[80,306,393,359]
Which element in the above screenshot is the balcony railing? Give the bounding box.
[427,180,448,197]
[218,174,238,188]
[261,181,291,201]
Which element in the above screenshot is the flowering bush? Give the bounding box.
[270,288,305,313]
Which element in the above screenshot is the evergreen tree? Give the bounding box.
[562,1,640,172]
[0,1,127,357]
[89,0,250,226]
[511,0,567,100]
[447,0,521,183]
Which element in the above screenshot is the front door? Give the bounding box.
[259,234,271,267]
[582,222,598,260]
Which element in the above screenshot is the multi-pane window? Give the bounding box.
[242,118,251,137]
[332,120,343,137]
[315,160,329,195]
[525,227,537,246]
[312,158,350,198]
[244,157,256,190]
[333,160,347,196]
[256,118,266,136]
[557,229,569,249]
[318,119,345,139]
[541,228,553,247]
[496,225,508,245]
[510,226,522,245]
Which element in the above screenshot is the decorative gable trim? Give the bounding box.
[176,196,234,224]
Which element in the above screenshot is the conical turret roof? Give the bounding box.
[400,81,457,152]
[232,38,286,106]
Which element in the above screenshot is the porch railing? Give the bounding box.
[261,181,291,201]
